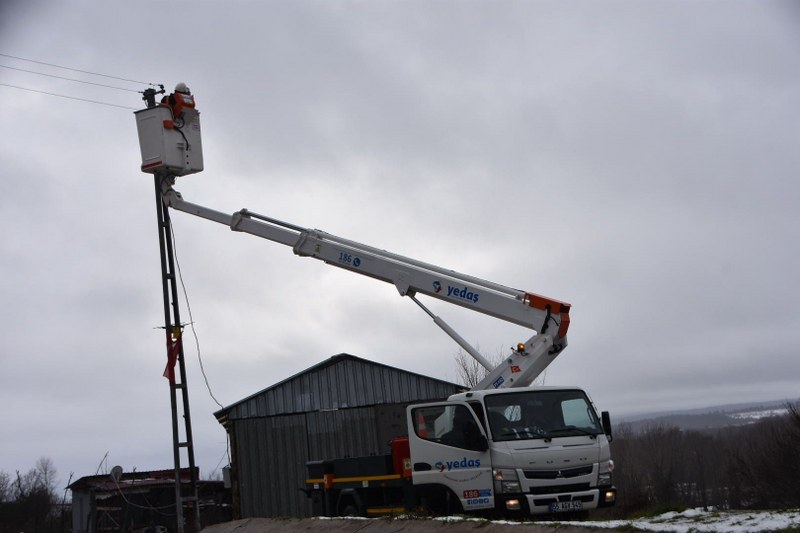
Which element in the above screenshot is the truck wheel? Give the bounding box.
[421,487,462,516]
[341,504,360,517]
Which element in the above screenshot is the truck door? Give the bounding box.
[407,402,494,511]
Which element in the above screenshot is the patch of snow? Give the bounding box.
[555,508,800,532]
[729,409,788,421]
[316,516,371,521]
[317,508,800,531]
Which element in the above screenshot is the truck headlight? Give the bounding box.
[505,498,521,510]
[493,469,521,494]
[598,459,614,486]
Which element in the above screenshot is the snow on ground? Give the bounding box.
[580,509,800,533]
[429,508,800,532]
[213,510,800,533]
[552,508,800,532]
[729,408,789,421]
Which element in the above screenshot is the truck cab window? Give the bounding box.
[486,390,603,441]
[412,405,485,451]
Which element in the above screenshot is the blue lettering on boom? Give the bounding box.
[444,284,480,304]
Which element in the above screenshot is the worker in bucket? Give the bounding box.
[161,82,195,121]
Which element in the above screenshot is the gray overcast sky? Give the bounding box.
[1,1,799,487]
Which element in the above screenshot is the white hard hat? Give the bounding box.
[175,82,190,94]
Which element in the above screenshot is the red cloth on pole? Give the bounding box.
[164,331,182,384]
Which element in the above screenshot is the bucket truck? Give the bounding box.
[134,88,615,519]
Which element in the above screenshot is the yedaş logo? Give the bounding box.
[433,280,480,303]
[434,457,482,472]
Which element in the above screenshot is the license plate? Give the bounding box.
[549,500,583,512]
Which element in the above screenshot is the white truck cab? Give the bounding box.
[408,387,615,515]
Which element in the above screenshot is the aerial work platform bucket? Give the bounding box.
[135,89,203,176]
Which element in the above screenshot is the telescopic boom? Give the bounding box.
[160,178,570,390]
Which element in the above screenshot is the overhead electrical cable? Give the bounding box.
[111,476,176,514]
[0,64,141,92]
[211,446,231,479]
[169,223,225,411]
[169,219,231,470]
[0,82,138,110]
[0,52,155,86]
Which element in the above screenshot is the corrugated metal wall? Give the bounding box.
[223,355,463,517]
[306,406,379,460]
[235,416,310,518]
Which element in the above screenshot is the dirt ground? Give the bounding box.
[201,517,602,533]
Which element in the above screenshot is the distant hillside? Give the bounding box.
[618,398,799,433]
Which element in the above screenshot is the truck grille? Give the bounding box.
[533,494,595,506]
[523,465,593,479]
[529,482,591,495]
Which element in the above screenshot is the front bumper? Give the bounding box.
[495,485,616,515]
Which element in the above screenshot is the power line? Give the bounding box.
[171,228,232,474]
[0,82,138,110]
[0,52,154,86]
[0,64,140,92]
[170,223,225,411]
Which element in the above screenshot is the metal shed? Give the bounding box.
[68,468,229,533]
[214,353,463,518]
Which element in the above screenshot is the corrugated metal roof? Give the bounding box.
[215,353,463,421]
[68,468,200,492]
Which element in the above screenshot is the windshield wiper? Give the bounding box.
[548,426,598,439]
[496,427,551,441]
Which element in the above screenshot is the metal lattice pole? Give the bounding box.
[153,174,201,533]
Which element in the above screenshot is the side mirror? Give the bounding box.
[464,430,489,452]
[473,434,489,452]
[601,411,613,442]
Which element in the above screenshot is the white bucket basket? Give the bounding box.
[135,105,203,176]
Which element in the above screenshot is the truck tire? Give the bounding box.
[336,489,364,517]
[420,486,462,516]
[341,504,360,517]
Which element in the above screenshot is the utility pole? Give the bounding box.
[153,172,201,533]
[135,83,204,531]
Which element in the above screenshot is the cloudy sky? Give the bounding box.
[2,1,798,489]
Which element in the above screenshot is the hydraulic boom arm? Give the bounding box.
[161,179,570,389]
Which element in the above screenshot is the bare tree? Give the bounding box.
[725,403,800,509]
[453,345,548,388]
[454,347,488,388]
[0,470,11,503]
[0,458,68,533]
[34,457,57,496]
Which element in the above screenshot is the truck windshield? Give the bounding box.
[484,390,602,442]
